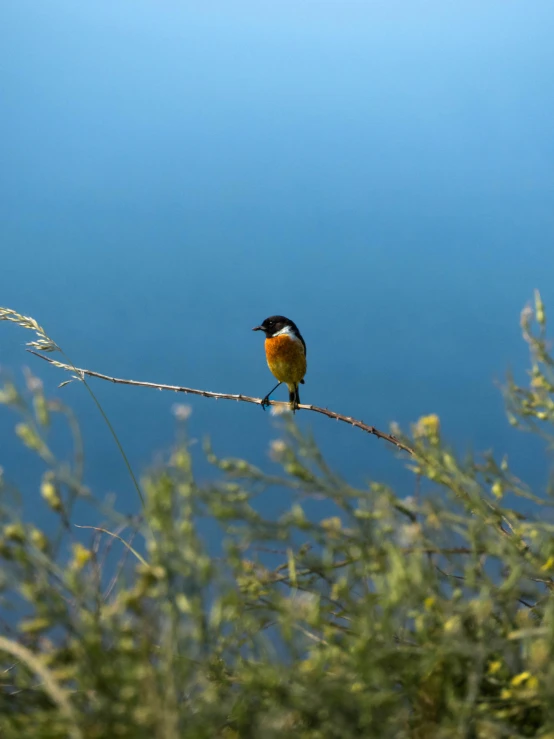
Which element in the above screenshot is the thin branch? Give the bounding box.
[28,351,414,455]
[74,524,149,568]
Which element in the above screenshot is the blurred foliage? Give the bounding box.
[1,294,554,737]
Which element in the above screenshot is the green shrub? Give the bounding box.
[1,294,554,738]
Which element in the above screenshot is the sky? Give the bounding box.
[1,1,554,528]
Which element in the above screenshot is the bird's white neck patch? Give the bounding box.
[272,325,297,339]
[271,326,302,343]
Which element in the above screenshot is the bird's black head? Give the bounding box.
[252,315,299,338]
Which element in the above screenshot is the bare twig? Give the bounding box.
[27,351,414,455]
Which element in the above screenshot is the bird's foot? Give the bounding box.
[261,395,271,411]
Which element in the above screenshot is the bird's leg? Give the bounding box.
[261,381,282,411]
[288,385,300,414]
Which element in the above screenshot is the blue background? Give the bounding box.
[1,1,554,525]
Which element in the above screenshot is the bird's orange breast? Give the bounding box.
[265,334,307,384]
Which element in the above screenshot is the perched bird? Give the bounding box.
[252,315,307,411]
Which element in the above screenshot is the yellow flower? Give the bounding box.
[444,615,461,634]
[511,671,531,687]
[535,289,545,326]
[491,481,503,499]
[415,414,440,441]
[40,476,62,512]
[320,517,342,533]
[71,542,92,571]
[509,671,538,691]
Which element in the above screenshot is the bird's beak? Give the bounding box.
[252,325,263,332]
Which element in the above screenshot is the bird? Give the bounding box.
[252,315,307,412]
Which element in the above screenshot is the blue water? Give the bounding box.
[2,1,554,529]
